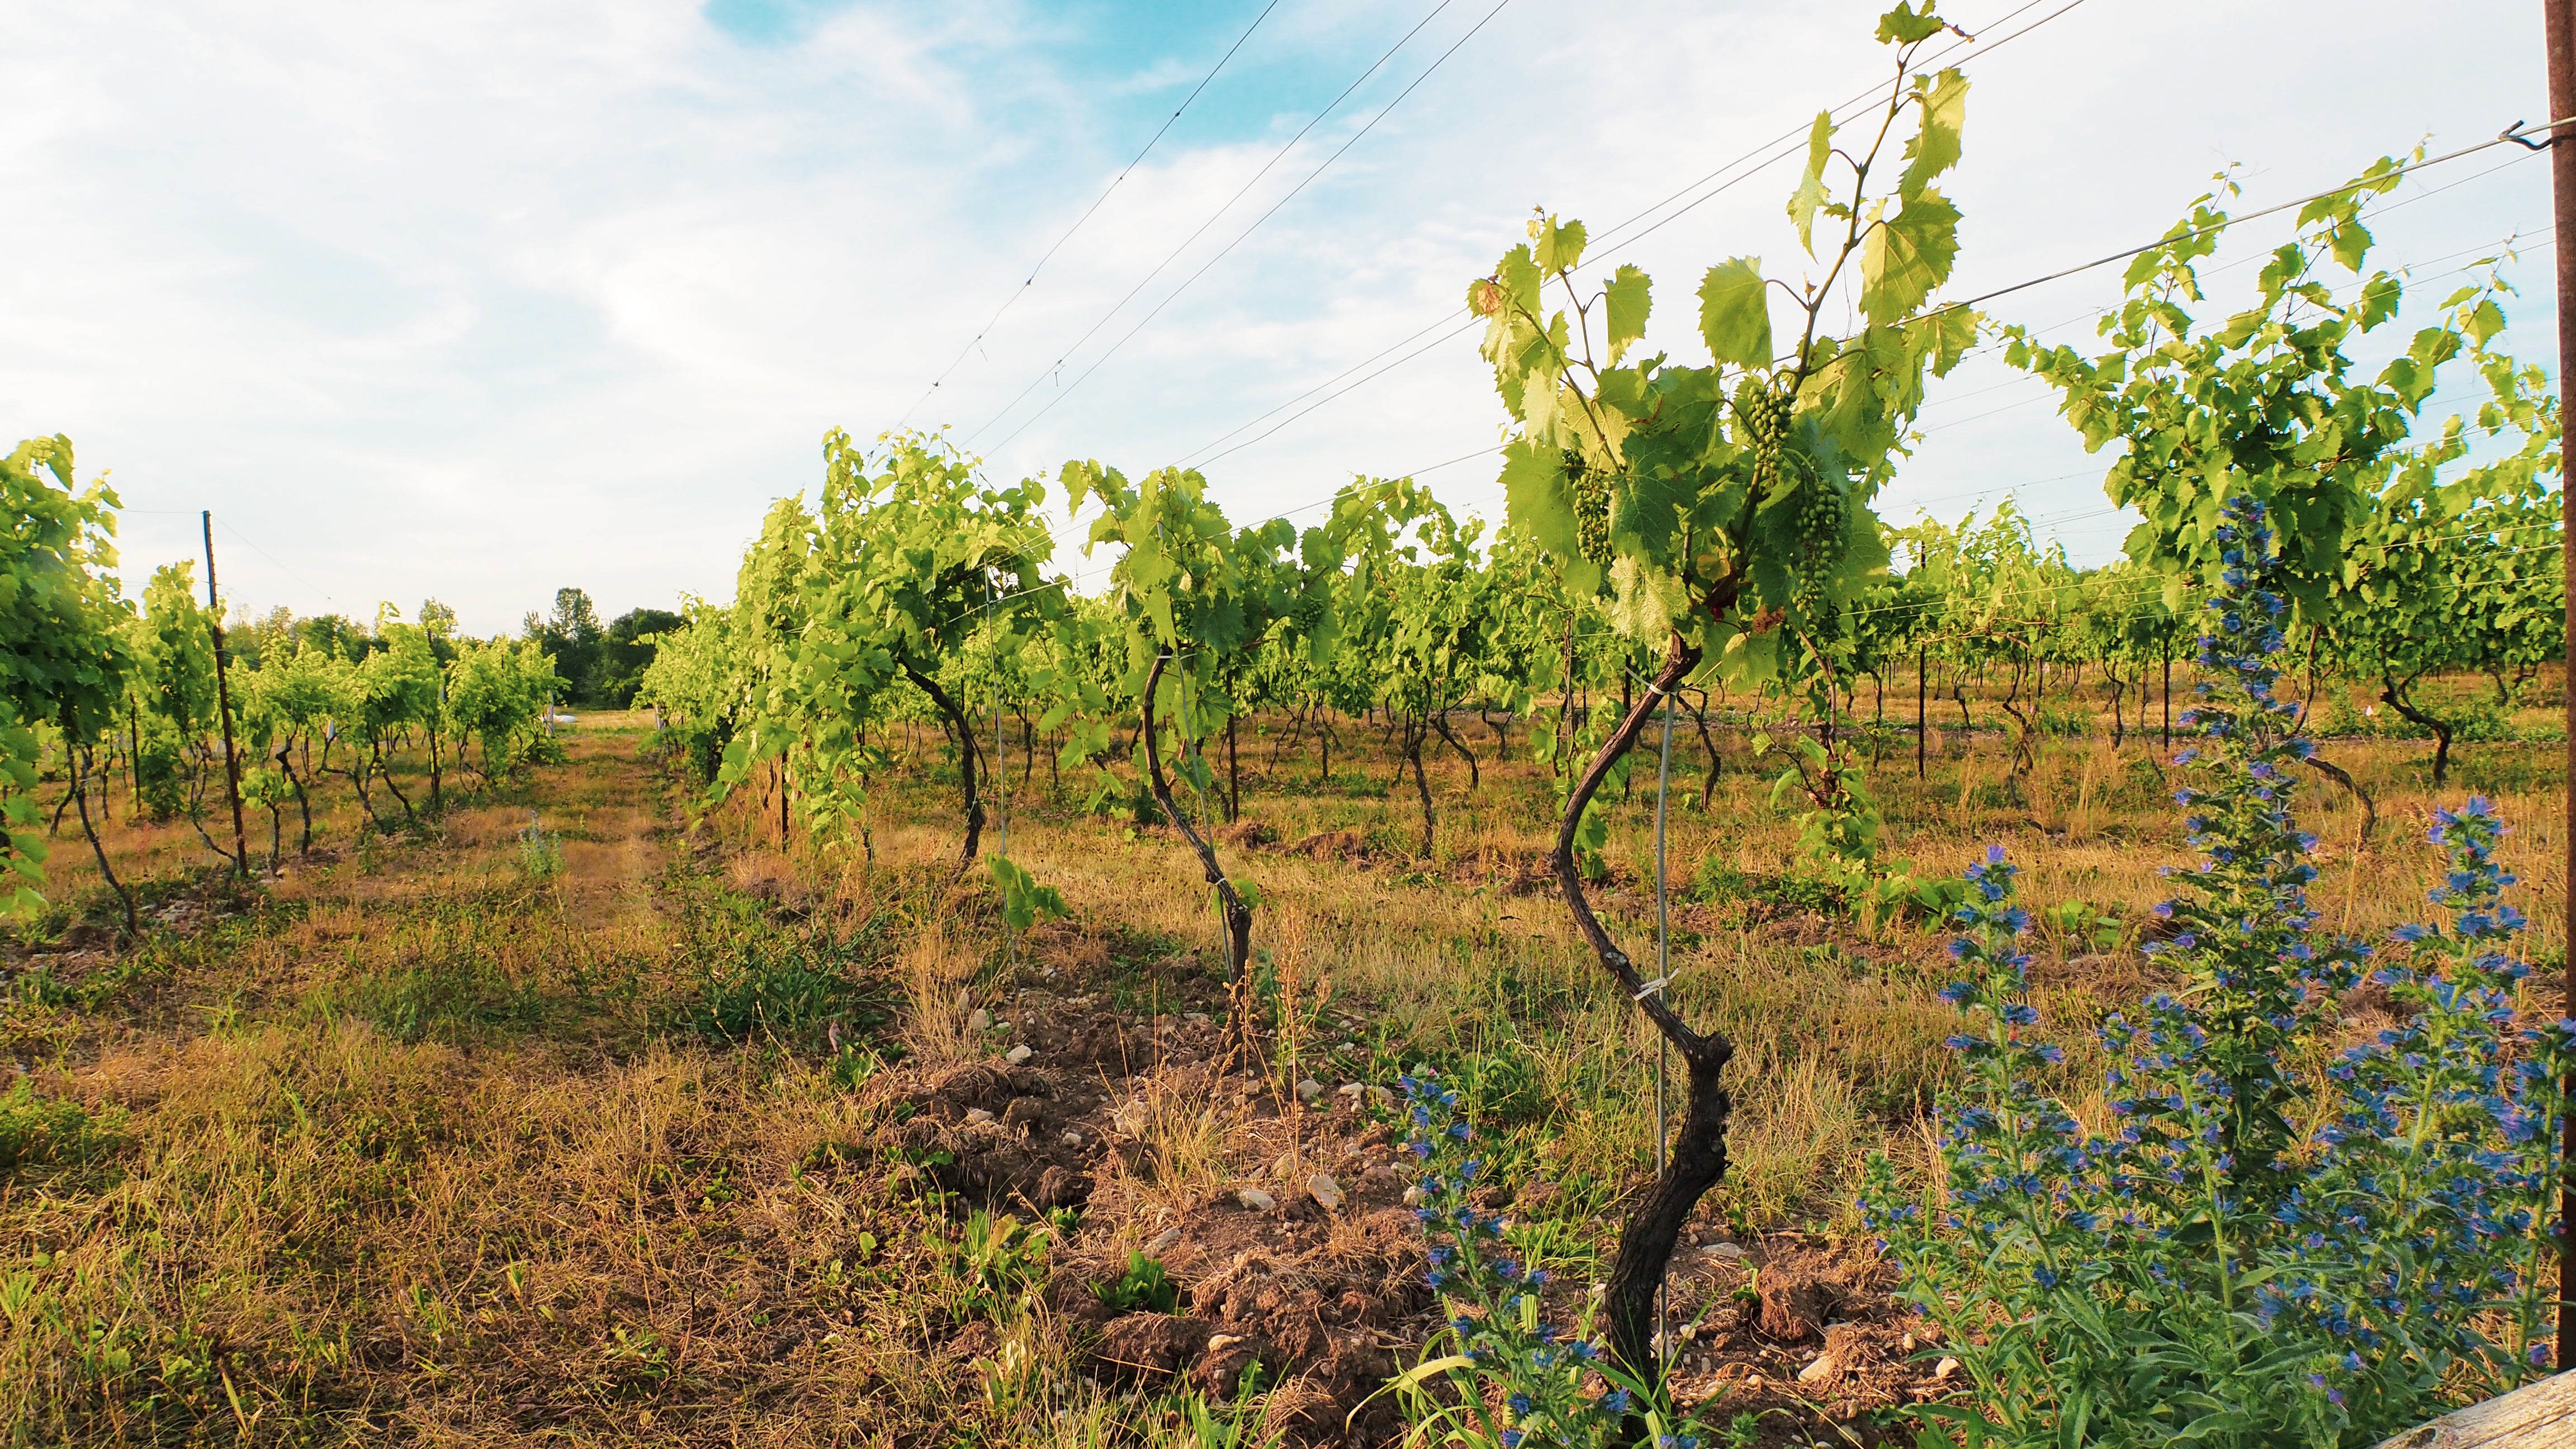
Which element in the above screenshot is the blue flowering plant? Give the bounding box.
[2308,797,2575,1388]
[1863,499,2573,1447]
[1386,1071,1712,1449]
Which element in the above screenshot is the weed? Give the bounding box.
[1090,1251,1180,1315]
[936,1209,1063,1322]
[665,878,887,1052]
[517,809,565,879]
[600,1324,670,1398]
[0,1078,121,1173]
[2034,897,2122,954]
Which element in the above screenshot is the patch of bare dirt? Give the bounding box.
[1286,829,1369,862]
[847,915,1964,1446]
[1214,820,1276,849]
[1050,1090,1432,1442]
[856,928,1438,1442]
[1647,1227,1959,1438]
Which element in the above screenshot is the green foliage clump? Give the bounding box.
[1090,1251,1179,1316]
[0,1077,122,1174]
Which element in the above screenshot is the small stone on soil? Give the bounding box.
[1147,1227,1183,1253]
[967,1008,992,1031]
[1934,1356,1960,1379]
[1295,1078,1324,1104]
[1797,1354,1838,1385]
[964,1107,996,1125]
[1706,1242,1744,1260]
[1005,1045,1034,1065]
[1307,1172,1344,1210]
[1237,1188,1276,1212]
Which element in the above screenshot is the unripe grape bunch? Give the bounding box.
[1565,448,1612,566]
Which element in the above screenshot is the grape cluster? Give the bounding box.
[1565,448,1612,566]
[1794,475,1843,571]
[1736,383,1841,611]
[1737,383,1792,499]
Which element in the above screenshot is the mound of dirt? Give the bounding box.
[1288,829,1368,861]
[853,919,1965,1445]
[1481,849,1554,896]
[1214,820,1276,849]
[1048,1091,1432,1441]
[879,1063,1104,1211]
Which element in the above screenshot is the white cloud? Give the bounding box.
[0,0,2550,631]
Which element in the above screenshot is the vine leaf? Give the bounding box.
[1605,264,1652,365]
[1900,69,1968,198]
[1532,215,1587,274]
[1789,110,1834,254]
[1607,554,1687,640]
[1861,191,1961,325]
[1498,441,1593,591]
[1876,1,1944,44]
[1697,256,1772,368]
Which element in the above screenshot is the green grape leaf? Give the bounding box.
[988,854,1069,932]
[1860,191,1960,325]
[1697,257,1772,369]
[1876,2,1944,44]
[1499,440,1587,568]
[1496,243,1542,315]
[1789,111,1834,255]
[1605,264,1652,365]
[1606,555,1687,640]
[1899,69,1967,199]
[2464,298,2506,348]
[1533,216,1587,274]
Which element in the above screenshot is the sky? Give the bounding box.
[3,0,2558,634]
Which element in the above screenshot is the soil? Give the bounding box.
[854,918,1966,1446]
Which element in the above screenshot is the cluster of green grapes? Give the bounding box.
[1565,448,1612,566]
[1791,475,1844,622]
[1738,382,1792,499]
[1737,383,1844,618]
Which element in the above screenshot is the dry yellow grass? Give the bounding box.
[0,677,2564,1444]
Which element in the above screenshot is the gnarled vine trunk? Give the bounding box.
[2302,751,2378,842]
[1139,655,1253,988]
[1429,709,1479,789]
[69,745,140,940]
[1550,629,1732,1387]
[375,741,415,823]
[903,661,985,874]
[2380,672,2456,787]
[1403,716,1435,858]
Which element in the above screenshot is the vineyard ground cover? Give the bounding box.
[0,677,2564,1446]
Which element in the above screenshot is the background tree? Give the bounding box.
[2013,164,2560,792]
[2334,278,2563,785]
[525,586,605,701]
[733,429,1059,870]
[591,607,685,706]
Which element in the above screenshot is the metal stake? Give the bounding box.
[1652,684,1675,1362]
